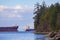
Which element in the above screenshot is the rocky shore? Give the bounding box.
[48,30,60,40]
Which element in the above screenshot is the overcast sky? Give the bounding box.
[0,0,60,31]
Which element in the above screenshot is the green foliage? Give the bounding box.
[33,2,60,32]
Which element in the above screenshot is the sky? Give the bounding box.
[0,0,60,31]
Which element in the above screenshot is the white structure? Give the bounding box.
[23,25,30,31]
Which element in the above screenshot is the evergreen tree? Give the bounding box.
[33,2,60,32]
[33,2,40,32]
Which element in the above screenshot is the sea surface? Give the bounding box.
[0,32,49,40]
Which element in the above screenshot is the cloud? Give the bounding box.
[0,5,8,12]
[0,5,33,20]
[0,5,24,12]
[0,5,33,12]
[14,5,23,10]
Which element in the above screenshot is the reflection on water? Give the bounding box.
[35,34,49,40]
[0,32,49,40]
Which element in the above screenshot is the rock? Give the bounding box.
[49,32,56,38]
[56,30,60,40]
[57,38,60,40]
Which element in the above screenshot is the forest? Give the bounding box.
[33,2,60,33]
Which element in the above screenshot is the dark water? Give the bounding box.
[0,32,49,40]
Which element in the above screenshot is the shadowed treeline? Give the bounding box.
[33,1,60,33]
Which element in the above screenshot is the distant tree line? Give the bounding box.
[33,2,60,32]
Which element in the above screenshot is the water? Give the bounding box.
[0,32,49,40]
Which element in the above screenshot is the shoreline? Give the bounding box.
[34,32,50,34]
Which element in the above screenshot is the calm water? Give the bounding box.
[0,32,49,40]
